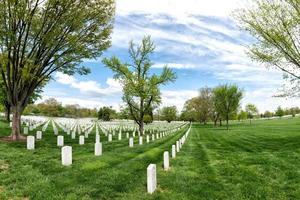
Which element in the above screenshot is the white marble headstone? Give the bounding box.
[95,142,102,156]
[36,131,42,140]
[57,135,64,147]
[163,151,170,170]
[95,134,100,143]
[24,127,29,135]
[172,145,176,158]
[79,135,85,145]
[129,137,134,147]
[139,136,143,145]
[61,146,72,166]
[147,164,157,194]
[27,136,35,150]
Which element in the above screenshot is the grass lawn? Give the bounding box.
[1,118,300,199]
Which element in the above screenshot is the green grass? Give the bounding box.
[1,118,300,199]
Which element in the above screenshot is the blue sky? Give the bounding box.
[40,0,300,112]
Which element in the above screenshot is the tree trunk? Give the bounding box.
[5,104,11,122]
[11,104,23,140]
[219,119,222,126]
[226,115,229,130]
[139,121,144,135]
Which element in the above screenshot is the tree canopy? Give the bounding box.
[161,106,177,123]
[180,87,214,124]
[213,84,243,129]
[235,0,300,97]
[275,106,284,118]
[0,0,115,140]
[245,103,259,124]
[98,106,117,121]
[103,36,176,134]
[23,98,98,118]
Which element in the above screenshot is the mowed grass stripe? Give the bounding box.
[156,119,300,200]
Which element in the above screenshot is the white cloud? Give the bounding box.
[55,72,122,97]
[242,88,300,112]
[153,63,196,69]
[161,90,198,111]
[116,0,243,18]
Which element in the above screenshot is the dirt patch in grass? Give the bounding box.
[0,160,9,171]
[0,135,26,142]
[8,198,29,200]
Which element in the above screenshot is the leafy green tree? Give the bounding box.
[1,78,43,122]
[37,98,63,117]
[0,103,3,113]
[118,106,130,120]
[143,114,152,124]
[180,108,196,122]
[181,97,199,122]
[161,106,177,123]
[197,87,214,124]
[0,77,11,121]
[23,99,98,118]
[98,106,116,121]
[180,87,214,124]
[213,84,243,130]
[264,110,273,119]
[275,106,284,118]
[103,36,176,134]
[237,110,248,121]
[245,103,259,125]
[0,0,115,140]
[290,107,296,117]
[235,0,300,97]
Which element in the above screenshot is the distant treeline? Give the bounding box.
[1,96,298,123]
[179,87,300,125]
[22,98,98,118]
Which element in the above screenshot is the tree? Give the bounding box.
[180,106,196,122]
[98,106,116,121]
[264,110,273,119]
[236,0,300,97]
[290,107,296,117]
[180,87,215,124]
[118,106,130,120]
[237,110,247,121]
[103,36,176,134]
[181,97,199,122]
[0,0,115,140]
[37,98,63,117]
[143,114,152,124]
[245,103,259,125]
[1,78,43,122]
[161,106,177,123]
[213,84,243,130]
[23,98,98,118]
[0,84,10,121]
[197,87,214,124]
[275,106,284,118]
[184,87,213,124]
